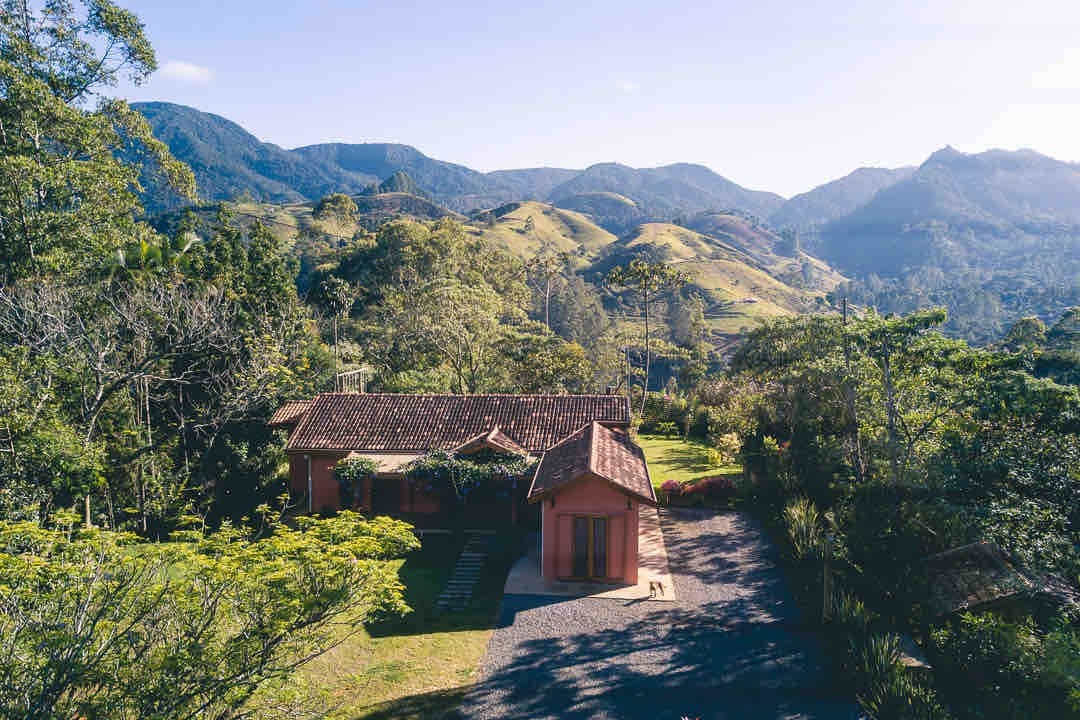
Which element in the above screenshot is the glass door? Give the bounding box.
[571,516,608,580]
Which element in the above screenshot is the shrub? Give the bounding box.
[929,612,1071,717]
[659,479,681,504]
[784,497,823,563]
[852,633,952,720]
[712,432,741,464]
[334,456,379,506]
[655,421,679,437]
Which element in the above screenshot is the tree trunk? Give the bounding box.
[638,284,650,417]
[881,341,901,485]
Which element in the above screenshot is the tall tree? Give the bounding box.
[0,0,194,280]
[607,259,688,415]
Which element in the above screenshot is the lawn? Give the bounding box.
[637,433,741,489]
[252,531,519,719]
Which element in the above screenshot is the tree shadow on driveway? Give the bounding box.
[459,509,862,720]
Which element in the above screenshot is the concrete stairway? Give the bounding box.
[436,534,490,612]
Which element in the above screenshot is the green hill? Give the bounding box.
[594,223,840,334]
[465,201,616,260]
[552,192,645,234]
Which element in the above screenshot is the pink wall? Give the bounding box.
[540,473,640,584]
[288,451,346,514]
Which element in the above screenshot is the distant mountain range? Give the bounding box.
[134,101,1080,341]
[132,102,785,218]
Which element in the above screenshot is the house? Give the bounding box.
[270,393,656,584]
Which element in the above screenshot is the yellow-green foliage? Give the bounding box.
[0,510,418,719]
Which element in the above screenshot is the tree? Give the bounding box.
[319,276,356,383]
[607,259,688,416]
[0,0,194,280]
[524,246,569,330]
[0,509,419,720]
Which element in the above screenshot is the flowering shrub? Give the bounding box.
[661,476,738,505]
[660,479,682,503]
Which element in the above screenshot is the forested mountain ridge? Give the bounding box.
[768,165,915,228]
[132,102,786,218]
[820,147,1080,342]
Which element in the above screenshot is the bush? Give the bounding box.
[784,497,823,563]
[655,421,678,438]
[848,633,952,720]
[711,432,741,464]
[659,479,681,504]
[929,612,1074,718]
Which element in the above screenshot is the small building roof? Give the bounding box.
[452,426,530,457]
[284,393,630,453]
[268,400,312,428]
[527,422,656,505]
[920,541,1080,617]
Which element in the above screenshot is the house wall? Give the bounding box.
[540,473,640,584]
[288,451,346,514]
[289,453,450,516]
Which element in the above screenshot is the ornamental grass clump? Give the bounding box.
[784,496,823,563]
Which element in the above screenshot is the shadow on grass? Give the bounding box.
[367,530,522,639]
[352,685,469,720]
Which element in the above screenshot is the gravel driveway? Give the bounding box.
[459,508,862,720]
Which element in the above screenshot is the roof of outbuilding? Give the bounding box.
[268,400,312,428]
[920,541,1080,617]
[284,393,630,453]
[527,422,655,505]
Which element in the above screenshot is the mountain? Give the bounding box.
[290,143,503,211]
[821,147,1080,276]
[132,102,374,210]
[822,147,1080,343]
[552,192,646,234]
[133,103,787,220]
[769,166,914,229]
[547,162,784,219]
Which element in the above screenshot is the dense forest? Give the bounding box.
[0,1,1077,719]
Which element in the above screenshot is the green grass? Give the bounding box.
[252,531,519,719]
[637,433,741,489]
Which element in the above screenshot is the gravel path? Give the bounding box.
[459,508,863,720]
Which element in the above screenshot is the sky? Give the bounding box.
[117,0,1080,197]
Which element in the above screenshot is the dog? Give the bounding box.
[648,580,665,598]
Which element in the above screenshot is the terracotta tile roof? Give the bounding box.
[285,393,630,453]
[268,400,312,428]
[528,422,655,505]
[920,541,1080,617]
[452,426,530,456]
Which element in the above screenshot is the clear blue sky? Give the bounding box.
[118,0,1080,197]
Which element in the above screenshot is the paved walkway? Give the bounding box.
[459,508,862,719]
[435,533,489,612]
[502,504,675,601]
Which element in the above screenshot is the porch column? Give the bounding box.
[361,476,373,514]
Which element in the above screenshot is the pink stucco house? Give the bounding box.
[270,393,656,584]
